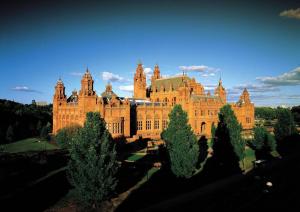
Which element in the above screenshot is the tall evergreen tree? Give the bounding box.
[68,112,118,209]
[250,126,276,160]
[212,105,244,173]
[162,105,199,178]
[274,108,297,142]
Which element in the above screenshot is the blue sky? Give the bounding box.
[0,0,299,106]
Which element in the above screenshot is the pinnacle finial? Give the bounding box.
[57,76,63,84]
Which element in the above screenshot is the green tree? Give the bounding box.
[68,112,118,209]
[274,108,297,142]
[212,105,244,173]
[162,104,199,178]
[250,126,276,160]
[6,125,14,143]
[291,105,300,125]
[55,125,81,149]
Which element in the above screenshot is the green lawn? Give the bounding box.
[2,138,59,153]
[242,147,256,171]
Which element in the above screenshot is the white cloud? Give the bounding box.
[144,67,152,74]
[11,86,42,93]
[143,67,153,82]
[102,71,127,82]
[280,8,300,20]
[179,65,219,78]
[232,83,279,92]
[257,67,300,86]
[179,65,209,72]
[204,84,217,90]
[70,72,83,76]
[119,85,134,92]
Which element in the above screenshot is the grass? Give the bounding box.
[2,138,59,153]
[242,147,256,171]
[126,153,146,162]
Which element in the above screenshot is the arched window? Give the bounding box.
[201,122,206,133]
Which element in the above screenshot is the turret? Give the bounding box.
[54,78,66,101]
[239,88,251,104]
[79,68,95,96]
[151,64,161,84]
[53,78,67,134]
[133,62,147,99]
[214,78,227,103]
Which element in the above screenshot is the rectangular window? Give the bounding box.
[137,121,143,130]
[195,110,198,116]
[154,119,159,129]
[162,120,168,129]
[146,120,151,130]
[201,110,204,116]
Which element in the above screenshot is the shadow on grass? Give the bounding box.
[115,153,157,195]
[114,137,150,161]
[116,155,244,212]
[0,169,70,212]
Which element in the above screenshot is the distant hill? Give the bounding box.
[0,99,52,144]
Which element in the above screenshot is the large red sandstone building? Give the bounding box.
[53,63,254,140]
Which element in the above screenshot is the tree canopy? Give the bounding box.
[274,107,297,142]
[162,104,199,178]
[212,104,244,174]
[250,126,276,160]
[0,99,52,144]
[68,112,118,209]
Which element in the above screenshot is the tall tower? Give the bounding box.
[53,78,66,133]
[134,63,146,99]
[151,64,161,85]
[214,78,227,103]
[79,68,95,96]
[53,78,66,104]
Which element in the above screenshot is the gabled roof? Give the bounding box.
[152,75,190,91]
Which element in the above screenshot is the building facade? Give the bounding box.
[53,63,254,140]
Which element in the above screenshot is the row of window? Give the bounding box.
[137,120,168,131]
[154,97,177,106]
[59,115,79,120]
[106,122,124,134]
[246,117,251,123]
[194,110,218,116]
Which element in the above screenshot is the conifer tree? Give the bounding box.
[274,108,297,142]
[162,105,199,178]
[68,112,118,209]
[251,126,276,160]
[212,105,244,173]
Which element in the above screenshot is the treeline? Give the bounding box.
[255,106,300,124]
[0,99,52,144]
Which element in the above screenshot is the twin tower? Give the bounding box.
[134,63,160,99]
